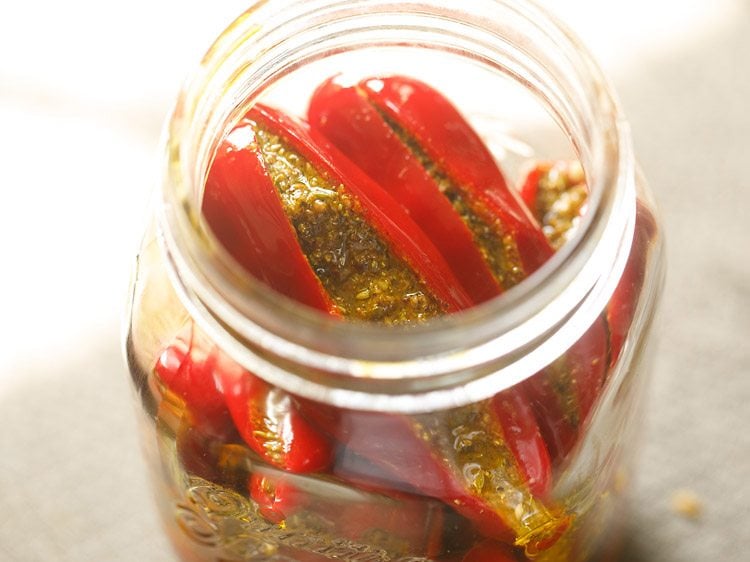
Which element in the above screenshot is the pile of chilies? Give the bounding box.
[155,76,655,561]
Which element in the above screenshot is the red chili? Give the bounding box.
[216,364,333,473]
[491,389,552,498]
[154,325,234,440]
[298,401,569,551]
[205,103,473,314]
[517,160,588,250]
[352,76,551,271]
[249,472,307,524]
[309,75,553,300]
[516,161,612,463]
[608,201,658,364]
[203,126,335,312]
[522,318,609,462]
[155,324,333,474]
[154,326,243,483]
[519,164,545,213]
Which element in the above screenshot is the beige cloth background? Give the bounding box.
[0,1,748,560]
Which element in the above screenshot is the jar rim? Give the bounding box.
[158,0,636,412]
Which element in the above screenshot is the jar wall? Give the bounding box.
[124,1,665,561]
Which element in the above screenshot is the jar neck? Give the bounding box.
[158,0,636,412]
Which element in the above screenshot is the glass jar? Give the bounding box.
[124,1,665,561]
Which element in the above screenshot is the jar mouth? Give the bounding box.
[159,0,635,411]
